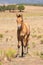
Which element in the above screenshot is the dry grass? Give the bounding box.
[0,62,2,65]
[0,5,43,65]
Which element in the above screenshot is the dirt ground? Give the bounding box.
[0,6,43,65]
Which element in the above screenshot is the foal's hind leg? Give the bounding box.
[24,42,28,55]
[23,36,29,55]
[23,45,28,55]
[26,36,29,54]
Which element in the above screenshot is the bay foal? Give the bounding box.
[16,13,30,57]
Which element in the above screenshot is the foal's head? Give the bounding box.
[16,13,23,29]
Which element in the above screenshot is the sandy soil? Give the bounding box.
[0,6,43,65]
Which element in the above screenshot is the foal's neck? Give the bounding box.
[17,22,24,31]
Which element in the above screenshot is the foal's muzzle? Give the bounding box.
[17,24,21,29]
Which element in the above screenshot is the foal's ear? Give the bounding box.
[16,13,23,18]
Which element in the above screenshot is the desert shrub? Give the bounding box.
[6,5,17,11]
[31,34,37,38]
[0,34,3,39]
[0,5,17,12]
[40,52,43,59]
[0,6,3,11]
[40,39,43,44]
[0,50,2,55]
[28,45,30,49]
[0,50,4,61]
[37,35,42,39]
[35,51,39,56]
[33,51,39,56]
[18,4,25,12]
[6,38,8,42]
[28,4,43,6]
[6,49,16,61]
[0,62,2,65]
[0,5,6,12]
[32,42,36,48]
[2,5,6,11]
[0,6,2,11]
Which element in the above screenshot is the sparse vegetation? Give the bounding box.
[37,35,42,39]
[0,49,17,61]
[0,62,2,65]
[6,49,16,61]
[36,51,39,56]
[40,52,43,59]
[0,50,2,55]
[6,5,17,12]
[33,51,39,56]
[40,39,43,44]
[0,5,17,12]
[28,45,30,49]
[6,38,8,42]
[31,34,37,38]
[24,4,43,6]
[32,42,36,48]
[0,34,3,38]
[18,5,25,12]
[0,50,4,61]
[0,50,2,60]
[0,4,25,12]
[0,5,6,12]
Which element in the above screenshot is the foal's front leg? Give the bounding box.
[17,41,22,57]
[17,41,20,55]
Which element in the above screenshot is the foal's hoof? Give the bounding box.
[24,53,27,55]
[14,54,19,58]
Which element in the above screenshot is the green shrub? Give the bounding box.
[0,50,4,61]
[0,50,2,55]
[6,49,16,61]
[0,34,3,38]
[18,5,25,12]
[0,62,2,65]
[40,39,43,44]
[28,45,30,49]
[6,5,17,11]
[40,52,43,59]
[0,5,17,12]
[0,5,6,11]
